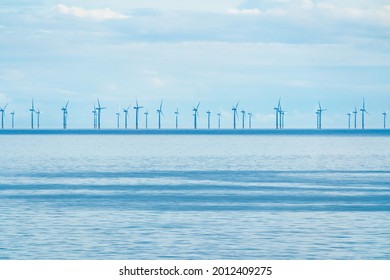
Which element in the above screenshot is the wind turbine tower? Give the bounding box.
[353,107,357,129]
[134,99,143,129]
[96,99,106,129]
[92,105,97,129]
[144,110,149,129]
[0,104,7,129]
[30,99,35,129]
[123,105,130,129]
[347,113,351,129]
[157,100,164,129]
[175,108,179,129]
[116,112,120,129]
[217,112,221,129]
[360,99,368,129]
[36,109,40,129]
[316,110,320,129]
[61,101,69,129]
[248,112,252,129]
[11,110,15,129]
[193,102,200,129]
[383,112,387,129]
[274,98,281,129]
[280,110,286,129]
[241,109,245,129]
[232,101,239,129]
[206,110,211,129]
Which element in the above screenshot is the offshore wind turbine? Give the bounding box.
[274,98,281,129]
[315,110,320,129]
[360,99,368,129]
[96,99,106,129]
[193,102,200,129]
[174,108,179,129]
[36,109,40,129]
[0,104,7,129]
[241,109,245,129]
[217,112,221,129]
[383,112,387,129]
[317,102,326,129]
[280,110,286,129]
[347,113,351,129]
[232,101,239,129]
[144,110,149,129]
[157,100,164,129]
[116,112,120,129]
[123,105,130,129]
[10,111,15,129]
[61,101,69,129]
[134,99,143,129]
[206,110,211,129]
[353,107,357,129]
[30,99,36,129]
[248,112,252,129]
[92,105,97,129]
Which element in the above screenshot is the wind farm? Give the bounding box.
[0,97,387,131]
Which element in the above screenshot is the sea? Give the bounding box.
[0,129,389,260]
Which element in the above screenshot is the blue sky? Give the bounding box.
[0,0,389,129]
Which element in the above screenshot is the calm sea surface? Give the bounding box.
[0,131,389,259]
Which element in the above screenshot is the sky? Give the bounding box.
[0,0,389,129]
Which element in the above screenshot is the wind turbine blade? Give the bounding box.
[97,98,101,108]
[236,101,240,108]
[160,100,163,111]
[65,101,69,109]
[4,104,8,110]
[196,102,200,110]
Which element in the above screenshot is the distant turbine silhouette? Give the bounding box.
[0,104,7,129]
[360,99,368,129]
[241,109,245,129]
[10,110,15,129]
[144,110,149,129]
[96,99,106,129]
[30,99,35,129]
[317,102,326,129]
[206,110,211,129]
[353,107,358,129]
[347,113,351,129]
[36,109,40,129]
[157,100,164,129]
[315,111,320,129]
[61,101,69,129]
[248,112,252,129]
[123,105,130,129]
[274,98,281,129]
[174,108,179,129]
[193,102,200,129]
[280,110,286,129]
[92,105,97,129]
[232,101,239,129]
[383,112,387,129]
[116,112,120,129]
[217,112,221,129]
[134,99,143,129]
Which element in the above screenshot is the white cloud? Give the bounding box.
[227,8,261,15]
[55,4,129,20]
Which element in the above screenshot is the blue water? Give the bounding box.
[0,130,389,259]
